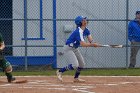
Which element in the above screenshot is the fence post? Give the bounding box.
[126,0,129,68]
[24,0,28,71]
[53,0,57,68]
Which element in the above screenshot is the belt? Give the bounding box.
[67,43,78,49]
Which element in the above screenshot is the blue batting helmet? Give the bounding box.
[75,16,87,26]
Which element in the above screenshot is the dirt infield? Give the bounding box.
[0,76,140,93]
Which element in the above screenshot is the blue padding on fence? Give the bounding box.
[5,56,55,67]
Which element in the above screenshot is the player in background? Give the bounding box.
[128,11,140,68]
[56,16,101,82]
[0,32,16,83]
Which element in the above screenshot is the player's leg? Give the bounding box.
[129,42,140,68]
[56,46,79,82]
[58,51,78,72]
[59,45,80,72]
[56,50,78,81]
[2,59,16,83]
[73,49,85,82]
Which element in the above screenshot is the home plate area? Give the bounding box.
[1,76,140,93]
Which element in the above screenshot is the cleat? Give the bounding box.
[129,64,135,68]
[7,77,16,83]
[56,70,63,82]
[73,78,85,83]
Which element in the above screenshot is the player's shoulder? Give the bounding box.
[85,27,89,30]
[130,19,137,23]
[74,27,80,33]
[74,27,90,33]
[129,19,138,25]
[84,27,90,32]
[128,20,133,25]
[70,28,79,35]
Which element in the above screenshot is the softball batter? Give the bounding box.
[56,16,101,82]
[0,33,16,83]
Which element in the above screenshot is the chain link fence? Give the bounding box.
[0,0,140,71]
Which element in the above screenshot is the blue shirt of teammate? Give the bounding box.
[66,27,91,48]
[128,19,140,42]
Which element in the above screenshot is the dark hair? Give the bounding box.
[136,11,140,15]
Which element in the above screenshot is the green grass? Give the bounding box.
[5,68,140,76]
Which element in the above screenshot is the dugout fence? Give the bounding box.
[0,0,140,71]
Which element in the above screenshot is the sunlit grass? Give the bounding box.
[3,68,140,76]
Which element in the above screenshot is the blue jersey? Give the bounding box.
[128,19,140,42]
[66,27,91,48]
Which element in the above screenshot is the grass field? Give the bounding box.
[2,68,140,76]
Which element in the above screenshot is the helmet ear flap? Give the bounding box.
[79,22,82,26]
[77,22,82,27]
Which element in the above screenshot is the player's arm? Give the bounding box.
[79,32,101,47]
[81,35,100,47]
[87,34,93,43]
[80,41,100,47]
[128,22,133,41]
[0,41,5,50]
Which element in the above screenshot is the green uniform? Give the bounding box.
[0,33,11,70]
[0,33,15,83]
